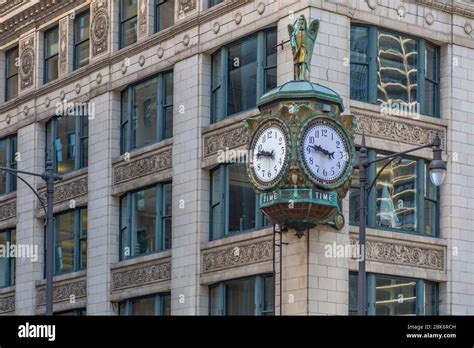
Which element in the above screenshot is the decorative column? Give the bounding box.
[90,0,110,61]
[18,34,35,93]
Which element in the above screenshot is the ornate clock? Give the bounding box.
[248,119,290,190]
[299,116,353,190]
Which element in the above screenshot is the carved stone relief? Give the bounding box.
[59,16,69,76]
[112,260,171,290]
[37,279,86,306]
[19,34,35,90]
[0,200,16,222]
[91,0,109,57]
[0,294,15,314]
[203,126,246,157]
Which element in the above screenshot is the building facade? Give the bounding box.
[0,0,473,315]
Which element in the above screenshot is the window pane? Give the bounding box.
[375,155,417,231]
[45,28,59,57]
[121,18,138,47]
[163,183,172,250]
[375,276,417,315]
[265,30,277,92]
[6,75,18,101]
[425,44,437,81]
[211,168,222,238]
[263,276,274,315]
[133,187,156,255]
[6,47,18,77]
[121,0,138,20]
[131,295,155,315]
[423,80,436,117]
[55,116,77,175]
[209,0,223,7]
[377,31,418,108]
[80,209,87,270]
[0,232,8,287]
[0,140,7,194]
[133,78,158,149]
[424,282,437,315]
[55,211,75,274]
[75,12,90,43]
[228,164,256,234]
[226,277,255,315]
[120,195,129,259]
[349,165,360,225]
[162,293,171,315]
[45,55,59,83]
[350,64,369,101]
[121,91,129,153]
[350,26,369,63]
[227,36,257,115]
[75,41,90,69]
[349,273,358,315]
[156,0,174,32]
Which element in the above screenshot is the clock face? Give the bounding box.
[250,121,289,189]
[301,118,351,187]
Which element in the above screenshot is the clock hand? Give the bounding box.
[256,150,274,159]
[308,144,335,159]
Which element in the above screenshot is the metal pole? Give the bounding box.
[358,134,368,316]
[44,159,55,316]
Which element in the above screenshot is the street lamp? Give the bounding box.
[356,132,446,316]
[0,157,62,316]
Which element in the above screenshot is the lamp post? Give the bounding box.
[356,133,446,316]
[0,157,62,316]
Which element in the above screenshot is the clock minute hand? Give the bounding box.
[309,144,335,159]
[256,150,274,159]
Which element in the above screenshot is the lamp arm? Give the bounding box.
[365,142,433,166]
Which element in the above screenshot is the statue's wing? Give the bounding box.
[308,19,320,40]
[287,23,294,38]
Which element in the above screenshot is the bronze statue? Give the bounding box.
[288,14,320,81]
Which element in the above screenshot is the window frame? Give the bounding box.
[44,26,59,84]
[46,115,89,175]
[119,0,138,49]
[0,135,17,196]
[119,292,171,315]
[120,71,174,154]
[350,24,440,118]
[5,46,19,102]
[210,163,267,241]
[73,10,90,70]
[0,229,16,288]
[211,27,277,123]
[52,208,87,276]
[349,149,440,237]
[154,0,174,33]
[119,182,172,261]
[209,274,274,316]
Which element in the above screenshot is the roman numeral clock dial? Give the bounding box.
[300,118,351,189]
[250,121,289,190]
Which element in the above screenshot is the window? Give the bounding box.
[349,150,439,236]
[120,0,138,49]
[155,0,174,33]
[53,208,87,275]
[56,308,86,315]
[210,275,273,315]
[209,0,224,7]
[44,26,59,83]
[121,72,173,153]
[0,229,15,288]
[211,28,277,123]
[120,183,172,260]
[350,273,439,315]
[74,11,90,70]
[46,115,89,175]
[210,163,268,240]
[0,135,17,196]
[119,293,171,315]
[350,25,440,117]
[5,46,18,101]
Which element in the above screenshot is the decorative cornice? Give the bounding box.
[0,0,28,16]
[352,110,446,150]
[407,0,474,20]
[203,125,246,158]
[0,199,16,221]
[36,279,86,306]
[112,259,171,290]
[113,147,172,185]
[350,235,445,271]
[0,293,15,314]
[39,175,88,206]
[202,238,273,273]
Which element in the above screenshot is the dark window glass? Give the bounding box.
[120,183,172,260]
[375,155,417,231]
[349,272,358,316]
[44,27,59,83]
[0,135,17,195]
[424,44,438,117]
[210,275,274,316]
[120,0,138,48]
[74,11,90,69]
[424,163,438,236]
[350,26,369,101]
[56,309,86,315]
[5,47,19,101]
[265,29,277,92]
[211,51,222,122]
[424,281,438,315]
[119,293,171,315]
[46,116,89,175]
[53,208,87,275]
[209,0,224,7]
[0,229,15,287]
[375,276,417,315]
[121,72,173,153]
[155,0,174,33]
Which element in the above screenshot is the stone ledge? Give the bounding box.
[35,271,87,309]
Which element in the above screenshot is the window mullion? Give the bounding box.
[130,192,135,257]
[416,280,425,315]
[256,31,265,101]
[128,87,134,152]
[367,273,376,315]
[416,160,425,235]
[157,74,164,142]
[368,26,378,104]
[223,165,229,237]
[254,275,263,315]
[418,39,426,116]
[219,283,226,315]
[156,184,162,252]
[5,138,11,193]
[220,48,228,121]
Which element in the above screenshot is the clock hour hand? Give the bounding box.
[308,144,335,159]
[256,150,274,159]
